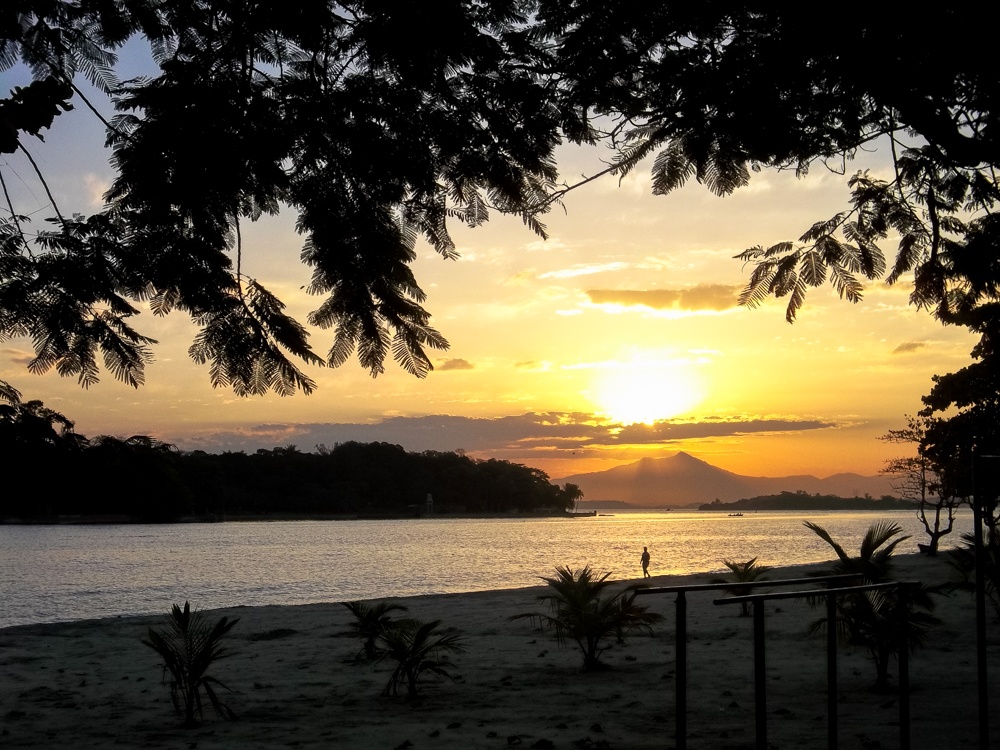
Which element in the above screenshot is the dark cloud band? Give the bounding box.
[172,412,835,456]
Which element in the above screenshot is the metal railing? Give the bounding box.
[716,580,920,750]
[636,574,919,750]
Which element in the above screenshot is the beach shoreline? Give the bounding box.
[1,553,996,749]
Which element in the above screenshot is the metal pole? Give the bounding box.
[753,602,767,750]
[718,581,920,750]
[826,591,838,750]
[676,590,687,750]
[972,453,990,750]
[638,575,864,747]
[898,585,910,750]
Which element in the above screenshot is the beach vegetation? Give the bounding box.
[711,558,773,616]
[375,618,463,698]
[805,521,939,691]
[343,600,409,660]
[610,589,660,644]
[947,529,1000,620]
[880,415,968,555]
[142,601,239,727]
[511,566,664,671]
[805,520,909,580]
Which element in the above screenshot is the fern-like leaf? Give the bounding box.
[829,265,864,303]
[798,249,827,287]
[650,140,697,195]
[784,276,808,322]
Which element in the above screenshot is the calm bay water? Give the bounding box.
[0,509,972,629]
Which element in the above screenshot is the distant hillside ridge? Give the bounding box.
[553,452,895,507]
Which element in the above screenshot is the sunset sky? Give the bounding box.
[1,64,978,481]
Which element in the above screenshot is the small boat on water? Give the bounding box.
[728,512,744,517]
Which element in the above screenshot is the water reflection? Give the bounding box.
[0,510,971,628]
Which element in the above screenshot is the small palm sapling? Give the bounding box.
[143,601,239,727]
[511,565,663,670]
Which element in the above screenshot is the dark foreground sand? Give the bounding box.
[1,553,997,749]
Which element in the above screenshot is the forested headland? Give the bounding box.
[699,491,914,512]
[1,404,577,522]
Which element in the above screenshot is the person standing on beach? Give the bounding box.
[641,546,651,578]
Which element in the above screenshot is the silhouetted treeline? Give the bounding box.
[698,491,911,512]
[179,442,573,519]
[1,428,575,522]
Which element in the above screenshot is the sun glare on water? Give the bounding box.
[592,366,704,425]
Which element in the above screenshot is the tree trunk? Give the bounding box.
[406,671,418,698]
[918,499,955,556]
[873,643,894,692]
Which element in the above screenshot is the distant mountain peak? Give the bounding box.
[673,451,702,463]
[638,451,701,465]
[553,453,894,507]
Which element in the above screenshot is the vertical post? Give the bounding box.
[753,601,767,750]
[676,590,687,750]
[972,497,990,750]
[897,585,910,750]
[826,591,838,750]
[972,459,989,750]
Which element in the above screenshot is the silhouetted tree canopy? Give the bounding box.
[2,3,997,419]
[0,394,570,520]
[0,390,79,450]
[880,416,966,555]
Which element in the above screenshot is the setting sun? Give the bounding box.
[591,364,705,425]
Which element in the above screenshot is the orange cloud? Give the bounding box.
[437,358,475,371]
[586,284,739,311]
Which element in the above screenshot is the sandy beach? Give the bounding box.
[1,552,996,749]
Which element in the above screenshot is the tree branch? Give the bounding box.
[529,162,622,211]
[0,172,27,247]
[17,143,65,225]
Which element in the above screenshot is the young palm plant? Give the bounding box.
[805,521,939,691]
[376,618,463,698]
[711,557,773,616]
[511,565,663,670]
[343,600,409,660]
[143,601,239,727]
[805,520,908,580]
[947,529,1000,619]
